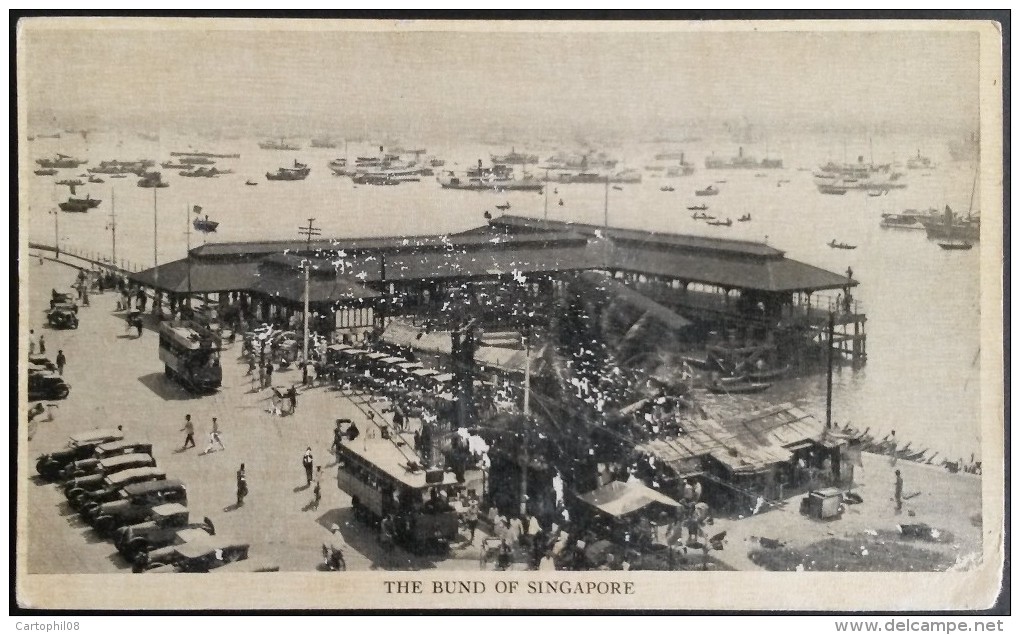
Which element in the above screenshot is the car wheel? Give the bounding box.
[127,537,148,557]
[66,487,84,501]
[94,515,114,534]
[55,385,69,399]
[35,458,50,476]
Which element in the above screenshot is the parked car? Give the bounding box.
[115,503,214,562]
[28,370,71,401]
[69,467,167,510]
[138,535,250,573]
[47,306,79,329]
[35,428,124,480]
[28,356,59,372]
[61,441,154,480]
[83,479,187,534]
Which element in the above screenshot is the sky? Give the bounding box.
[18,20,982,141]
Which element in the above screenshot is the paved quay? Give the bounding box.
[24,256,493,574]
[23,255,984,574]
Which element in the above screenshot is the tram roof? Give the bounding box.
[339,434,458,489]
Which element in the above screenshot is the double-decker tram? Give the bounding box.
[158,320,222,392]
[336,428,461,552]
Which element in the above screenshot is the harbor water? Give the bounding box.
[22,132,983,463]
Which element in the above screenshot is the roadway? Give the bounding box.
[23,256,492,573]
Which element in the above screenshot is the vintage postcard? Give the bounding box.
[15,17,1004,611]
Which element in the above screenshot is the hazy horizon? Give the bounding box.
[19,21,981,143]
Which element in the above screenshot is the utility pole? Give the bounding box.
[297,218,322,385]
[825,311,835,429]
[109,188,116,267]
[152,187,159,299]
[185,202,192,306]
[520,329,531,516]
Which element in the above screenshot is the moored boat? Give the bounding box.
[259,138,301,151]
[707,381,772,394]
[34,168,58,176]
[695,185,719,196]
[36,153,88,169]
[266,161,311,181]
[193,216,219,233]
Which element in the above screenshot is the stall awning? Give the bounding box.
[576,480,682,518]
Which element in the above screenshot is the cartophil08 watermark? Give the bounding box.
[15,622,81,631]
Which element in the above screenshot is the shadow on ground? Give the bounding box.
[137,373,198,401]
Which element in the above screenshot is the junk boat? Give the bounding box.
[34,168,58,176]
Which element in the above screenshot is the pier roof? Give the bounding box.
[189,230,584,259]
[487,215,786,258]
[129,259,260,294]
[488,215,854,293]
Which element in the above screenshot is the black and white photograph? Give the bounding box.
[14,17,1005,612]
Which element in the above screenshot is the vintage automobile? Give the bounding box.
[35,428,124,480]
[60,452,155,484]
[47,305,80,329]
[115,503,214,561]
[68,466,167,510]
[83,479,188,534]
[28,356,59,372]
[61,441,155,480]
[49,291,77,310]
[138,534,250,573]
[28,370,71,401]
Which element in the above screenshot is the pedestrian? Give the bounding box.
[28,329,37,356]
[464,497,479,544]
[204,417,225,453]
[302,447,314,485]
[264,362,273,389]
[331,420,344,462]
[257,362,266,390]
[55,350,66,376]
[287,385,297,414]
[135,316,143,338]
[236,463,248,507]
[392,404,405,432]
[894,469,903,512]
[311,466,323,510]
[181,414,196,449]
[39,334,46,355]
